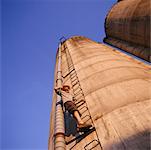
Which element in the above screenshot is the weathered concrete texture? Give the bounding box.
[49,36,151,149]
[104,0,151,62]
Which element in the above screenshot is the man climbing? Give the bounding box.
[54,85,92,131]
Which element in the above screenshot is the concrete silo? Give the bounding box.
[48,36,151,150]
[104,0,150,62]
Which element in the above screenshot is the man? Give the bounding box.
[54,85,92,131]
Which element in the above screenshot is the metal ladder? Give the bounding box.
[60,37,102,150]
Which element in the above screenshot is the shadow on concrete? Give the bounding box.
[107,129,150,150]
[64,111,78,137]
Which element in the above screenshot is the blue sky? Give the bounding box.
[1,0,116,149]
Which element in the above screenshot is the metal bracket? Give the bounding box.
[60,36,66,44]
[56,78,63,83]
[56,100,63,107]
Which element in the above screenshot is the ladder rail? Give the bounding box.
[63,41,102,150]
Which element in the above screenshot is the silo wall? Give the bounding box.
[104,0,150,62]
[49,36,151,150]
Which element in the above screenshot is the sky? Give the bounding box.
[1,0,116,149]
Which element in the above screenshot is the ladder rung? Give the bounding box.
[83,118,91,124]
[77,103,87,110]
[77,103,86,109]
[80,107,88,114]
[72,80,79,86]
[73,86,81,92]
[75,101,85,107]
[73,87,81,93]
[75,99,85,105]
[72,81,79,87]
[70,73,77,79]
[68,63,73,67]
[81,114,91,121]
[73,87,82,93]
[68,64,73,67]
[69,68,75,73]
[63,69,75,78]
[71,78,78,84]
[72,82,80,87]
[70,71,76,76]
[70,74,77,79]
[84,139,100,150]
[69,68,74,72]
[70,73,76,78]
[73,85,81,90]
[70,67,76,72]
[74,96,84,102]
[73,84,80,90]
[74,93,84,100]
[74,90,83,97]
[78,105,88,111]
[70,69,76,75]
